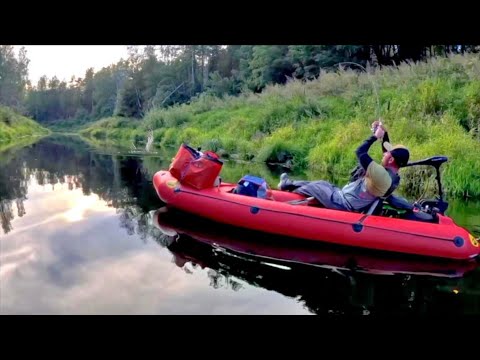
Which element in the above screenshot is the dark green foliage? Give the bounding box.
[14,45,477,127]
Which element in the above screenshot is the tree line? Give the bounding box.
[1,45,479,123]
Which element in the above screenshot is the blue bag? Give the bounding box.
[235,175,269,198]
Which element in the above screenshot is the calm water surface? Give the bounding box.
[1,135,479,315]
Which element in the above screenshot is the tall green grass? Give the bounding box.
[81,54,480,199]
[0,106,49,146]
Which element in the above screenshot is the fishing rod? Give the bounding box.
[336,61,382,121]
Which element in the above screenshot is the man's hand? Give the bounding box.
[371,119,383,133]
[374,126,385,139]
[371,119,387,139]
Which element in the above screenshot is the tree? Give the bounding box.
[81,68,94,115]
[248,46,294,91]
[0,45,30,109]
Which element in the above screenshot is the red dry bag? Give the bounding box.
[169,143,223,189]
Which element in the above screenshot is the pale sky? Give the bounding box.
[13,45,130,85]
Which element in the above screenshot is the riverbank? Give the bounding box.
[0,106,49,151]
[80,55,480,199]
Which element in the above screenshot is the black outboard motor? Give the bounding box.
[403,156,449,215]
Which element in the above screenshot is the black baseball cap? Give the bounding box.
[384,142,410,167]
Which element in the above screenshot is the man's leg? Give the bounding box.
[293,180,348,211]
[277,173,313,191]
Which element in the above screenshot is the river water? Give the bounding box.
[1,135,479,315]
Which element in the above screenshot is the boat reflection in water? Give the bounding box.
[151,207,480,315]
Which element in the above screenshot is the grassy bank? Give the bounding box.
[0,106,49,149]
[80,116,148,147]
[43,117,99,133]
[81,54,480,199]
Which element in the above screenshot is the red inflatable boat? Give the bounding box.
[153,145,479,261]
[153,170,478,261]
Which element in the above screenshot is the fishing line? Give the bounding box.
[336,61,382,120]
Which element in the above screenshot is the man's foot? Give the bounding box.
[277,173,293,191]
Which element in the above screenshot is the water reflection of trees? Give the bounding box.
[161,235,480,315]
[0,136,165,234]
[117,207,163,242]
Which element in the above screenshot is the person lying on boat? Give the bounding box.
[278,121,410,213]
